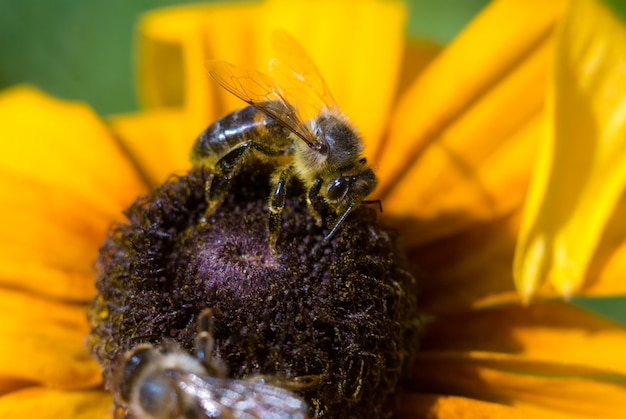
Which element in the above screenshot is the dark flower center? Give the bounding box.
[88,163,419,418]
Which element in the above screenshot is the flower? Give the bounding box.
[1,0,626,417]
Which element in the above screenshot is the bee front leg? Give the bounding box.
[307,178,325,227]
[195,308,227,378]
[268,167,292,254]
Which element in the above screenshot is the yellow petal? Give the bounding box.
[380,0,566,247]
[0,86,147,301]
[0,387,111,419]
[0,288,102,391]
[395,394,529,419]
[0,173,100,301]
[420,301,626,375]
[514,0,626,300]
[0,86,147,214]
[260,0,407,150]
[391,37,441,107]
[108,109,192,184]
[137,2,262,141]
[137,0,406,157]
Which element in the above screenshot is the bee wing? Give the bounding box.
[208,60,319,150]
[172,371,309,419]
[269,31,339,124]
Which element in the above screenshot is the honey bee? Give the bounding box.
[191,31,379,252]
[112,309,308,419]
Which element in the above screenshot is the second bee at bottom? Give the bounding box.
[112,308,309,419]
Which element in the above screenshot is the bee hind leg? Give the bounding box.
[268,167,292,254]
[204,145,250,216]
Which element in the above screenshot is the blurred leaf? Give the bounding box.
[407,0,489,42]
[574,297,626,326]
[605,0,626,16]
[0,0,210,114]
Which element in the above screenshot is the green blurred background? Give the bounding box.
[1,0,625,324]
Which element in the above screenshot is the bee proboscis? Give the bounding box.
[112,309,309,418]
[191,31,380,253]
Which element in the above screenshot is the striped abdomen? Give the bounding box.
[191,105,293,168]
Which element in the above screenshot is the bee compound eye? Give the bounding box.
[119,347,156,402]
[326,177,350,202]
[138,371,182,418]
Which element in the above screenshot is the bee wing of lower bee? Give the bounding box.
[173,371,309,418]
[208,59,318,150]
[269,31,339,123]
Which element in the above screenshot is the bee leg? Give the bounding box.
[306,179,325,227]
[205,145,251,215]
[203,172,215,213]
[325,204,355,240]
[268,167,292,254]
[195,308,227,378]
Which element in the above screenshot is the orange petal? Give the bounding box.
[583,192,626,295]
[420,301,626,375]
[380,0,567,247]
[0,387,111,419]
[410,208,567,314]
[514,0,626,300]
[409,212,522,314]
[0,288,102,391]
[415,351,623,380]
[0,86,147,301]
[395,393,528,419]
[410,358,626,418]
[137,0,406,157]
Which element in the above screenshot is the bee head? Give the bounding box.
[325,158,377,210]
[114,344,157,404]
[114,345,207,418]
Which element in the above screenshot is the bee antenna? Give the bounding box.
[325,204,355,240]
[362,199,383,213]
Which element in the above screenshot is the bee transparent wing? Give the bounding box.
[171,370,309,419]
[208,60,319,150]
[269,31,339,124]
